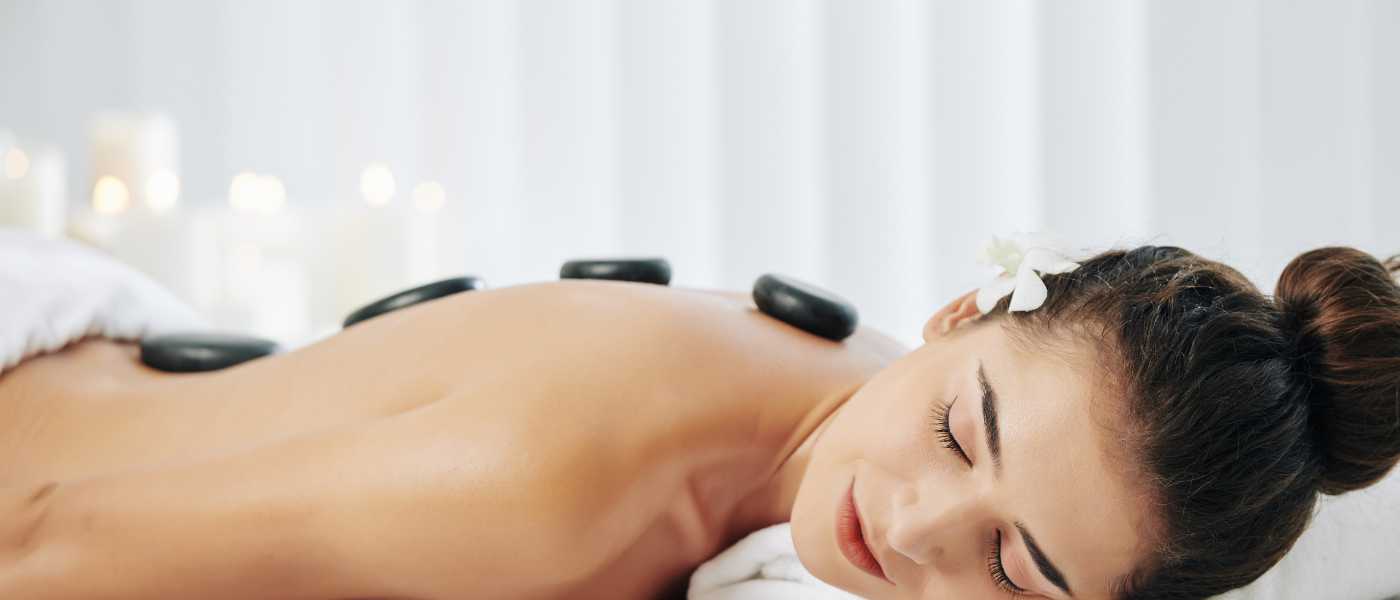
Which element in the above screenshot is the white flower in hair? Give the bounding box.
[975,233,1081,314]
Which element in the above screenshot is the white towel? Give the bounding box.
[691,468,1400,600]
[0,228,208,374]
[687,523,861,600]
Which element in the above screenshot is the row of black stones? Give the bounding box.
[139,257,857,372]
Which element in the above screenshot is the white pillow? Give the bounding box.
[1213,466,1400,600]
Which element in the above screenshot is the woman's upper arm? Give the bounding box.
[9,394,612,600]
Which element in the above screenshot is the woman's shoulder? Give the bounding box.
[468,278,907,445]
[415,278,905,399]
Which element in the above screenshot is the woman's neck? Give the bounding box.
[718,378,862,548]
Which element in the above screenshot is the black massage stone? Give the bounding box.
[752,273,859,342]
[560,257,671,285]
[140,332,279,373]
[343,275,486,328]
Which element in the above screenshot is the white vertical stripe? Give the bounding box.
[1144,0,1264,280]
[1340,0,1375,253]
[1373,0,1400,259]
[223,0,335,202]
[926,1,1043,301]
[823,0,931,345]
[316,0,424,208]
[615,0,721,287]
[1257,0,1374,287]
[716,0,825,288]
[516,0,620,283]
[1039,0,1152,250]
[418,0,522,284]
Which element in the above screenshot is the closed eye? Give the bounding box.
[931,396,972,467]
[933,399,1024,595]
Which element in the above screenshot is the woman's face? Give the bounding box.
[790,294,1150,599]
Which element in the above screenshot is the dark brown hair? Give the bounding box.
[981,245,1400,599]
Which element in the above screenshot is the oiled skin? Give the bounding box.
[0,279,907,599]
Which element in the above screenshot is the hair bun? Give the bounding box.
[1274,247,1400,495]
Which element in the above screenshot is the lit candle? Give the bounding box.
[0,141,68,237]
[89,112,179,216]
[68,110,214,310]
[408,180,447,281]
[323,165,446,325]
[209,171,311,342]
[67,180,218,314]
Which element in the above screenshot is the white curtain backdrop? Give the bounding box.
[1,0,1395,346]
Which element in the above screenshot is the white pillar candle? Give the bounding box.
[320,167,447,327]
[328,203,417,318]
[69,156,213,315]
[89,112,179,215]
[0,143,68,237]
[213,204,310,343]
[67,204,221,311]
[190,171,311,343]
[323,207,446,321]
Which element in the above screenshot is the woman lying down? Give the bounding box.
[1,236,1398,600]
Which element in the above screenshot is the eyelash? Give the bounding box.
[930,396,972,467]
[931,400,1025,597]
[988,530,1028,597]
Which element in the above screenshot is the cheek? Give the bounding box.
[792,376,937,536]
[791,382,913,558]
[821,383,930,471]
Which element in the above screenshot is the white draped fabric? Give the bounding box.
[2,0,1395,346]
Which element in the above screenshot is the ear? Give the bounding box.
[922,289,983,342]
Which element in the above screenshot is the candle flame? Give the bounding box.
[230,172,286,215]
[361,163,396,206]
[412,181,446,213]
[3,148,29,179]
[146,170,180,214]
[92,176,131,214]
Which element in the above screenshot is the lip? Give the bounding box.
[836,476,893,584]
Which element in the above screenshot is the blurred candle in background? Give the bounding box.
[215,172,311,343]
[69,176,220,318]
[70,112,223,330]
[407,180,446,281]
[0,135,68,237]
[321,164,445,327]
[89,112,179,215]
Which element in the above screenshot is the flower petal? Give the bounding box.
[1022,247,1080,275]
[976,276,1017,314]
[1007,265,1049,312]
[975,236,999,266]
[978,235,1025,275]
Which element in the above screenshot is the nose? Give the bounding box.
[884,484,979,566]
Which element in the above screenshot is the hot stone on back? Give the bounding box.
[752,273,859,342]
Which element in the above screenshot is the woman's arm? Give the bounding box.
[0,394,619,600]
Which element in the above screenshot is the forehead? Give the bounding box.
[967,321,1148,597]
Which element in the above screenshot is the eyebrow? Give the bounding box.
[1017,522,1073,596]
[978,359,1073,597]
[977,360,1002,473]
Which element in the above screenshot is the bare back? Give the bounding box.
[0,279,906,599]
